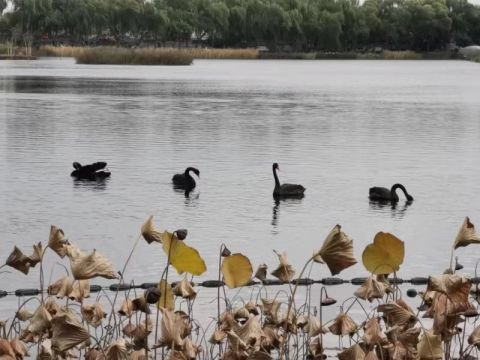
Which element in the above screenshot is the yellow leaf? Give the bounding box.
[362,232,404,274]
[157,280,174,311]
[161,231,206,276]
[221,253,253,288]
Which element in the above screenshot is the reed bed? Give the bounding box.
[36,45,86,58]
[382,50,422,60]
[185,47,259,59]
[75,47,194,65]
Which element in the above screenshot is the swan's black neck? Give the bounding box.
[273,165,280,190]
[391,183,411,200]
[185,167,195,175]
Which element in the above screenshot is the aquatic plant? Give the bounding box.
[2,216,480,359]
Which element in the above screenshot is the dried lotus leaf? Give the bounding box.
[70,249,117,280]
[51,314,90,352]
[313,224,357,275]
[255,264,268,281]
[329,313,357,336]
[354,276,387,302]
[454,217,480,249]
[48,225,69,258]
[173,278,196,300]
[271,251,295,282]
[141,216,163,244]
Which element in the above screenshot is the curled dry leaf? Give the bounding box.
[234,307,250,321]
[118,299,134,317]
[261,326,281,351]
[313,224,357,275]
[354,276,387,302]
[141,216,163,244]
[219,311,236,332]
[363,318,384,345]
[245,301,259,315]
[329,313,357,336]
[271,250,295,283]
[173,278,197,300]
[81,303,106,328]
[0,339,16,358]
[417,330,443,360]
[105,338,129,360]
[338,344,365,360]
[122,323,137,337]
[255,264,268,281]
[362,232,404,274]
[48,277,74,298]
[49,225,69,258]
[10,338,28,359]
[469,324,480,347]
[221,253,253,288]
[157,279,174,310]
[454,217,480,249]
[226,330,249,352]
[155,308,188,349]
[68,279,90,302]
[85,348,105,360]
[378,299,416,327]
[248,351,272,360]
[51,314,90,352]
[308,336,324,360]
[304,316,328,337]
[209,329,227,344]
[132,296,151,314]
[27,305,52,335]
[131,350,147,360]
[162,231,207,276]
[427,274,471,313]
[70,249,118,280]
[39,339,53,360]
[6,247,32,275]
[235,315,264,347]
[16,309,33,321]
[260,298,281,321]
[181,338,201,359]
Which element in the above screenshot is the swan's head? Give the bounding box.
[273,163,280,171]
[187,167,200,178]
[406,194,414,201]
[73,162,82,170]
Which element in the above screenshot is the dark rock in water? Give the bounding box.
[71,161,111,180]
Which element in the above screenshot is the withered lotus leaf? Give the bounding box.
[166,350,188,360]
[105,338,129,360]
[260,299,281,320]
[10,338,28,359]
[313,224,357,275]
[234,307,250,321]
[131,350,147,360]
[162,231,207,276]
[248,351,272,360]
[304,316,328,337]
[48,225,69,258]
[132,296,151,314]
[118,299,134,317]
[364,351,379,360]
[39,339,53,360]
[271,251,295,283]
[221,253,253,288]
[329,313,357,336]
[468,324,480,347]
[354,276,387,302]
[122,323,137,337]
[48,276,74,298]
[157,279,175,310]
[308,336,324,360]
[16,309,33,321]
[338,344,365,360]
[245,301,259,315]
[261,326,281,351]
[70,249,118,280]
[181,338,201,359]
[173,278,197,300]
[68,279,91,302]
[417,330,443,359]
[27,305,52,335]
[209,329,227,344]
[235,315,264,347]
[0,339,16,358]
[141,216,163,244]
[5,247,31,275]
[363,318,384,345]
[377,299,416,327]
[254,264,268,281]
[453,217,480,249]
[85,348,105,360]
[226,330,248,352]
[156,308,186,349]
[28,242,44,266]
[81,303,106,328]
[427,274,471,306]
[362,232,404,274]
[51,314,90,352]
[219,311,237,332]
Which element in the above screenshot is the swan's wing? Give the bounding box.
[369,187,389,198]
[281,183,306,194]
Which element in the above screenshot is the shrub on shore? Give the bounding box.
[75,47,194,65]
[185,47,258,59]
[36,45,85,58]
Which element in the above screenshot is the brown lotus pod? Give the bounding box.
[221,246,232,257]
[144,287,161,304]
[174,229,188,240]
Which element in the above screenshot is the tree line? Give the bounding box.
[1,0,479,52]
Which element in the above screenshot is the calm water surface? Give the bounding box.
[1,58,480,301]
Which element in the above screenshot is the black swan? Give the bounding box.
[172,167,200,191]
[369,183,413,202]
[272,163,305,198]
[70,162,111,180]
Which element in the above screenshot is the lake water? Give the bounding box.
[1,58,480,315]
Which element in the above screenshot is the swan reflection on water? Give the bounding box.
[72,177,109,191]
[272,196,305,228]
[368,199,413,219]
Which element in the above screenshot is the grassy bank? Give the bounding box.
[259,50,448,60]
[75,47,194,65]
